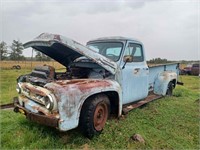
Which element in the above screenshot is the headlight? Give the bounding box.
[44,95,54,110]
[16,83,21,94]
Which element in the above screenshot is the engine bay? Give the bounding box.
[17,60,113,86]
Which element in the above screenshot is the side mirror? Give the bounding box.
[122,55,133,69]
[123,55,133,63]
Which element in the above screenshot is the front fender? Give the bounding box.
[45,79,121,131]
[154,71,177,95]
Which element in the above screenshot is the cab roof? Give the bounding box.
[87,36,142,44]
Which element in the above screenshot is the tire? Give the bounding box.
[16,65,21,70]
[12,65,17,69]
[79,94,110,139]
[166,82,174,96]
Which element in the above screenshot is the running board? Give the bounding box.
[122,94,162,114]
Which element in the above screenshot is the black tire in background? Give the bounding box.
[79,94,110,139]
[16,65,21,70]
[12,65,17,69]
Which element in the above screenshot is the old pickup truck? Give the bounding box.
[14,33,181,138]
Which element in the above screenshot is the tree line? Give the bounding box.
[147,58,199,64]
[147,58,172,64]
[0,40,51,61]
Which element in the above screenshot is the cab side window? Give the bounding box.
[124,43,144,62]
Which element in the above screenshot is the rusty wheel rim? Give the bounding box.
[93,102,108,131]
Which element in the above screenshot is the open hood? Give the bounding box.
[23,33,117,74]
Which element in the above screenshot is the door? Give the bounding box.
[120,42,149,104]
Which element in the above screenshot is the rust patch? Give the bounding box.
[122,93,162,114]
[26,112,58,127]
[23,84,46,96]
[14,99,59,128]
[55,79,112,91]
[31,105,59,118]
[32,105,47,114]
[78,80,111,92]
[45,65,55,79]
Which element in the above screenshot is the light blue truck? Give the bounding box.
[14,33,181,138]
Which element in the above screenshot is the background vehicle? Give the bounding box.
[180,64,192,75]
[14,33,181,138]
[191,63,199,76]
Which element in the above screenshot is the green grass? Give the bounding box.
[0,68,66,105]
[0,69,31,105]
[0,69,199,149]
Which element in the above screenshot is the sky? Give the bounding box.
[0,0,199,60]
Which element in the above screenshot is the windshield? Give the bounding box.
[87,42,123,62]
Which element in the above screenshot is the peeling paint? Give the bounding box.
[13,34,180,134]
[44,79,121,131]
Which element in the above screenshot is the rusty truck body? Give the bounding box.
[14,33,180,138]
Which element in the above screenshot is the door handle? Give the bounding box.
[135,68,140,71]
[134,68,140,74]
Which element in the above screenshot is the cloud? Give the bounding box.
[0,0,198,60]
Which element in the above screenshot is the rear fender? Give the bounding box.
[154,71,177,95]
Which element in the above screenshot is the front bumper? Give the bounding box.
[13,97,59,128]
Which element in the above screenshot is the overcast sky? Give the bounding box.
[0,0,199,60]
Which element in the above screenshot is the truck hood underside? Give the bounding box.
[23,33,117,74]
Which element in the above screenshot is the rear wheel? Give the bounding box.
[166,82,174,96]
[80,94,110,138]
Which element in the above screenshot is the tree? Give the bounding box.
[35,51,51,61]
[148,58,169,64]
[0,41,8,60]
[35,51,42,61]
[9,40,24,60]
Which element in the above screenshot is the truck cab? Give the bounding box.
[14,33,179,138]
[87,37,149,104]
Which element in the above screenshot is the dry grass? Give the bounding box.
[1,61,187,70]
[0,61,64,70]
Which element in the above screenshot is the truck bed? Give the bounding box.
[148,63,180,91]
